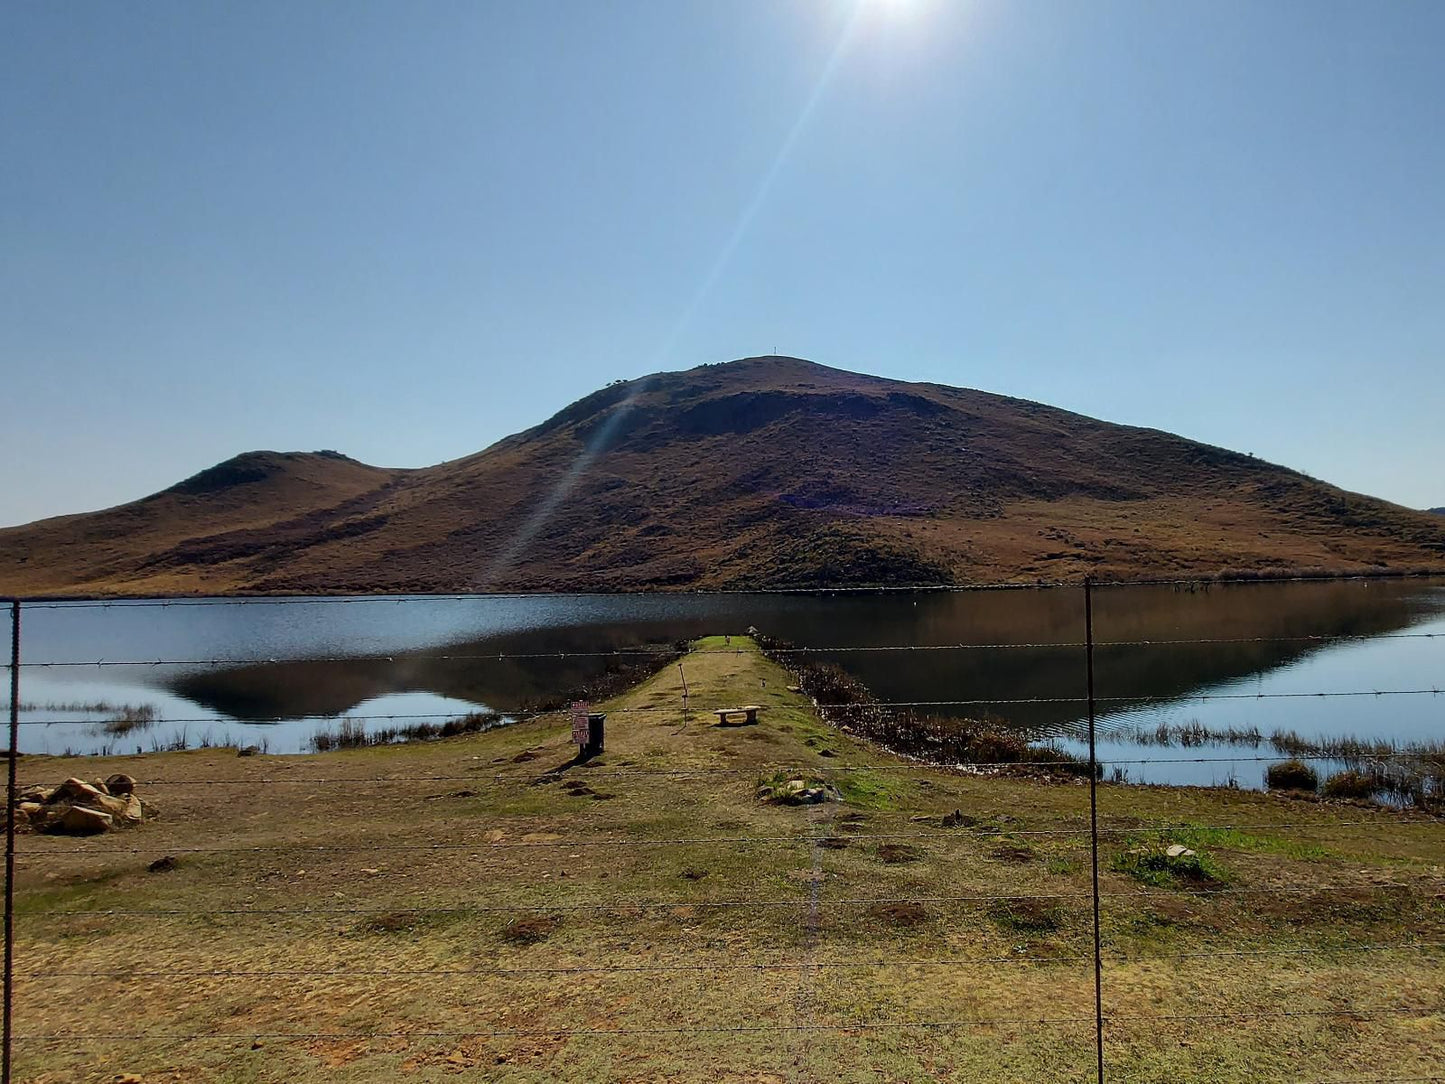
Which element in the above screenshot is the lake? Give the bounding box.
[10,578,1444,789]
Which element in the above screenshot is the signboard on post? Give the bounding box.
[571,701,590,746]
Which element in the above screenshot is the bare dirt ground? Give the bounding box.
[11,637,1444,1082]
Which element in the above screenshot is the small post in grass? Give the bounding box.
[584,713,605,758]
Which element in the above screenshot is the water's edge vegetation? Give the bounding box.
[754,632,1445,809]
[753,632,1095,777]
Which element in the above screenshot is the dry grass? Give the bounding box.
[10,637,1444,1082]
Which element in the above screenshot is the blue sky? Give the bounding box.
[3,0,1442,526]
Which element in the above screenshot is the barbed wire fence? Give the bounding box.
[1,580,1442,1082]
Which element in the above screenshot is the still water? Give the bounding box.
[11,579,1444,788]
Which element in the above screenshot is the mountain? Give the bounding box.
[1430,508,1445,516]
[3,357,1443,595]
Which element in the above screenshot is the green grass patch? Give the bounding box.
[1111,842,1230,889]
[13,867,131,915]
[832,768,906,810]
[1163,825,1333,861]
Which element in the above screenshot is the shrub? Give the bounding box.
[790,661,874,707]
[1322,769,1379,801]
[1112,845,1227,889]
[1265,759,1319,792]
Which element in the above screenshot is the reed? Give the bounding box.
[310,711,504,752]
[100,705,158,736]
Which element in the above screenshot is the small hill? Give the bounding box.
[0,451,406,596]
[1430,507,1445,516]
[2,357,1443,594]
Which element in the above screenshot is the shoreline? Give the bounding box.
[6,566,1445,603]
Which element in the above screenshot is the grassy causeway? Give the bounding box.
[11,637,1444,1082]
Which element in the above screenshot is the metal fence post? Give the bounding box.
[4,599,19,1084]
[1084,579,1105,1084]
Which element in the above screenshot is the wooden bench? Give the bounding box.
[712,705,762,726]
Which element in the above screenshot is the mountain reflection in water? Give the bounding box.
[16,579,1444,768]
[157,580,1444,732]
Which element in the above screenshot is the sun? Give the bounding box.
[856,0,932,25]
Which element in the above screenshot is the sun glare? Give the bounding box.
[862,0,924,16]
[854,0,937,36]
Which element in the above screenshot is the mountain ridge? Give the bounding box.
[2,357,1443,595]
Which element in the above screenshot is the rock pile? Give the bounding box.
[15,775,149,835]
[756,775,839,806]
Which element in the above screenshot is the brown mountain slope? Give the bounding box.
[0,451,409,596]
[2,357,1443,595]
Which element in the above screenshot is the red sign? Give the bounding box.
[571,701,590,745]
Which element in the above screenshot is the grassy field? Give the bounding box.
[11,637,1444,1082]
